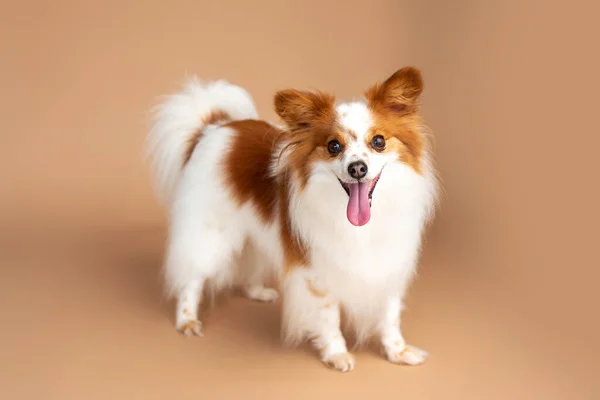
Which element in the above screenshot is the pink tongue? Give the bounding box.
[346,181,371,226]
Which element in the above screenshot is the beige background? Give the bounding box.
[1,0,599,399]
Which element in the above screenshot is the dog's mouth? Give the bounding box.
[338,171,382,227]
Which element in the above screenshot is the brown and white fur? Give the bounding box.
[145,67,438,372]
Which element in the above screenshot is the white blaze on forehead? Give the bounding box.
[337,102,373,160]
[336,102,373,140]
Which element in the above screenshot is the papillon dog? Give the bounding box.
[146,67,438,372]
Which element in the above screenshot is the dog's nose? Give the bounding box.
[348,161,368,180]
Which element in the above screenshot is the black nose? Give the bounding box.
[348,161,368,179]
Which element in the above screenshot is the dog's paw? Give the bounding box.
[245,286,279,303]
[322,352,356,373]
[176,319,203,337]
[386,344,428,366]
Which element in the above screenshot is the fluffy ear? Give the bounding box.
[366,67,424,115]
[274,89,336,129]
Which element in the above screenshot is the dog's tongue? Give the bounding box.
[346,181,371,226]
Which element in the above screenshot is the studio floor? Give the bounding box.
[2,224,594,400]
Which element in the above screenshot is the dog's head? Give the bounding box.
[274,67,427,227]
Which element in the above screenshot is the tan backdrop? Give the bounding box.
[1,1,598,399]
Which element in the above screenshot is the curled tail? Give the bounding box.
[145,78,259,205]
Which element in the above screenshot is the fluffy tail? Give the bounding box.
[145,78,259,205]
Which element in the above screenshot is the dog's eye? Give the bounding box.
[328,140,342,154]
[371,135,386,151]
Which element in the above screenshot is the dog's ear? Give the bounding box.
[366,67,423,115]
[274,89,336,130]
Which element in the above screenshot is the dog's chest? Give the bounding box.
[309,217,418,283]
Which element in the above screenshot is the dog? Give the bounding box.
[145,67,439,372]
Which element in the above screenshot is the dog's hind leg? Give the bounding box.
[238,240,279,303]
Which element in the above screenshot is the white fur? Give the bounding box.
[146,78,438,371]
[145,78,259,205]
[145,78,273,333]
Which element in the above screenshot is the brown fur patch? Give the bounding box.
[182,110,231,166]
[365,67,426,174]
[373,133,424,174]
[306,279,327,298]
[279,172,309,268]
[273,89,340,188]
[224,120,281,223]
[223,119,308,269]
